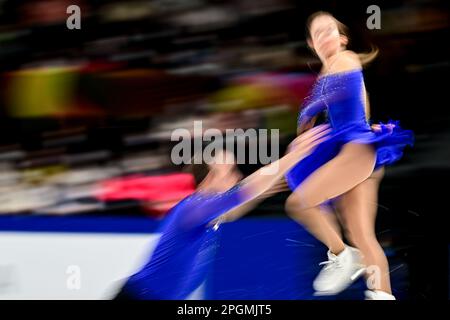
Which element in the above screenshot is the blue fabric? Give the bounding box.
[287,69,414,191]
[121,184,247,300]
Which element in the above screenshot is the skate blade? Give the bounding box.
[313,290,338,296]
[350,267,366,281]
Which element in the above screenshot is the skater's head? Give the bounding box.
[184,149,242,192]
[305,11,377,65]
[306,11,349,61]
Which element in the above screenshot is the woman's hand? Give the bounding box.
[288,124,331,155]
[264,177,290,194]
[371,123,395,133]
[296,116,317,136]
[371,124,382,132]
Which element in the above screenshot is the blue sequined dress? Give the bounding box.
[285,69,414,190]
[118,185,247,300]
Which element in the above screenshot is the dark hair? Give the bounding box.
[182,147,221,186]
[182,147,236,186]
[184,161,210,186]
[305,11,378,66]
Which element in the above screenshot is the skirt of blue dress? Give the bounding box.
[285,120,414,191]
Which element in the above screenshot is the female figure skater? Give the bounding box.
[113,124,331,300]
[283,11,414,298]
[297,125,398,298]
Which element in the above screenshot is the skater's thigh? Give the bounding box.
[292,143,376,209]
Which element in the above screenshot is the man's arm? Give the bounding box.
[215,124,331,224]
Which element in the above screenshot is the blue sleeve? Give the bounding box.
[297,73,360,127]
[172,185,246,231]
[297,98,328,127]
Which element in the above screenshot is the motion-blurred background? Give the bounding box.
[0,0,448,300]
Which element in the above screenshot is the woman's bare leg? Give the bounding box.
[335,167,392,294]
[285,143,376,254]
[322,204,343,238]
